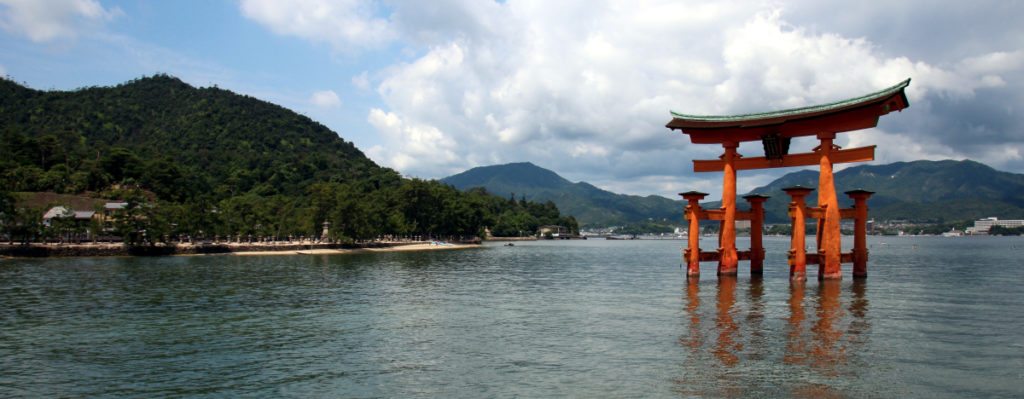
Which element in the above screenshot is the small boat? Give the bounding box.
[505,243,515,247]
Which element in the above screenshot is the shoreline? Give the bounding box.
[231,242,480,256]
[0,240,481,258]
[485,236,539,241]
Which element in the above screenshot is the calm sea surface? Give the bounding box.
[2,236,1023,398]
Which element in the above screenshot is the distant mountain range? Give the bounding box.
[441,162,680,226]
[747,159,1024,222]
[442,160,1024,226]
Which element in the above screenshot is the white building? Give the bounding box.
[966,217,1024,234]
[42,206,96,227]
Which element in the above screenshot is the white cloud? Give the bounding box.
[244,0,1024,196]
[958,51,1024,76]
[845,126,1024,173]
[309,90,341,108]
[846,128,963,164]
[369,2,1022,187]
[351,71,370,90]
[239,0,395,51]
[712,11,1009,110]
[0,0,121,42]
[366,108,459,173]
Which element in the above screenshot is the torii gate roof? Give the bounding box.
[667,79,911,144]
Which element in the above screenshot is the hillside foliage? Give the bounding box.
[0,75,576,243]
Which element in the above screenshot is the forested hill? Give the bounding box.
[0,75,578,243]
[442,162,681,226]
[0,74,381,199]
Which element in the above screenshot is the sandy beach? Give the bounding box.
[1,241,481,258]
[231,242,480,256]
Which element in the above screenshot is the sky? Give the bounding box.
[1,0,1022,200]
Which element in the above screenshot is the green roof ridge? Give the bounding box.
[670,78,910,122]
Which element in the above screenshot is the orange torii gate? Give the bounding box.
[667,79,910,281]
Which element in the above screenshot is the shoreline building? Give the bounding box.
[966,217,1024,235]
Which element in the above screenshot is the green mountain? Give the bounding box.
[442,159,1024,228]
[0,75,577,243]
[441,162,681,226]
[0,74,383,199]
[744,160,1024,223]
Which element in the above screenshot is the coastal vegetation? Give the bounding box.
[0,75,576,244]
[613,221,677,236]
[988,225,1024,236]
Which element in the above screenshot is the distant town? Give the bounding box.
[577,216,1024,239]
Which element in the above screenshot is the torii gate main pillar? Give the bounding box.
[719,142,739,275]
[816,133,842,280]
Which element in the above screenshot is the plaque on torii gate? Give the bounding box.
[667,79,910,280]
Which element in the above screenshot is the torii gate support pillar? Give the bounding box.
[680,191,709,278]
[743,194,769,275]
[784,186,814,282]
[846,190,874,278]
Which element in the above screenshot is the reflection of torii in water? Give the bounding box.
[668,79,910,280]
[677,278,871,395]
[788,280,871,376]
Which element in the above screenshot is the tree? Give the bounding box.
[101,147,143,183]
[143,157,190,202]
[111,188,151,245]
[6,205,43,245]
[0,189,15,243]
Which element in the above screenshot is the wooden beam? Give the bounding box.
[788,208,859,219]
[705,210,753,221]
[698,251,720,262]
[693,145,875,172]
[806,252,855,265]
[685,209,754,221]
[697,250,753,262]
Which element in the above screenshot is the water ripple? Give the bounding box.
[1,237,1023,397]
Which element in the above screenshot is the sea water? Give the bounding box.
[1,236,1022,397]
